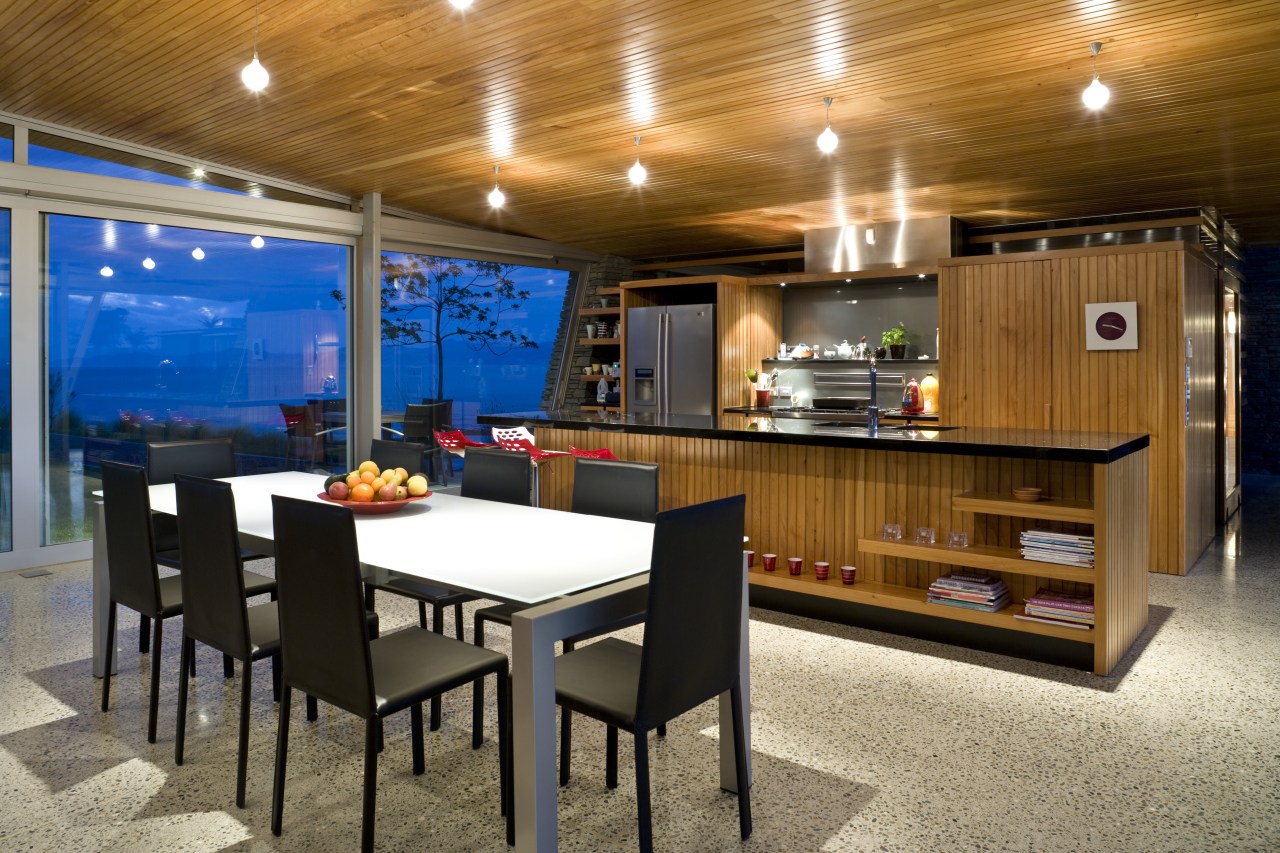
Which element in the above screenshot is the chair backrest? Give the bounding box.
[403,402,451,448]
[271,494,377,718]
[368,438,427,477]
[460,446,532,506]
[635,494,746,730]
[569,445,619,460]
[420,398,454,428]
[571,458,659,522]
[101,461,163,616]
[278,404,315,437]
[491,426,536,452]
[173,475,251,660]
[147,438,237,485]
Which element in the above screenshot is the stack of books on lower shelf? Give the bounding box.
[1019,530,1095,568]
[1014,587,1095,630]
[926,572,1011,613]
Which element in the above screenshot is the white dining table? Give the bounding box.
[90,470,750,852]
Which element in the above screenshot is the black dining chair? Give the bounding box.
[172,474,283,807]
[367,438,428,479]
[554,494,751,853]
[402,401,453,483]
[269,494,510,853]
[472,457,659,752]
[98,462,276,744]
[146,438,269,674]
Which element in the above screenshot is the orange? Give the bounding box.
[350,483,374,502]
[360,470,376,485]
[370,477,386,492]
[358,460,380,475]
[345,472,362,489]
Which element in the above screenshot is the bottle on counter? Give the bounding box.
[920,372,939,413]
[902,378,924,414]
[597,378,609,404]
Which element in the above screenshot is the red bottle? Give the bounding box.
[902,378,924,414]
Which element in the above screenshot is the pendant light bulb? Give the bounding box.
[241,1,269,92]
[142,257,156,270]
[487,165,505,208]
[192,247,205,260]
[1082,42,1110,110]
[100,266,114,277]
[250,235,265,248]
[627,135,647,185]
[817,97,838,153]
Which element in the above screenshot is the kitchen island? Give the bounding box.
[481,410,1149,675]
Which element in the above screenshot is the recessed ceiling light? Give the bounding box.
[450,0,474,9]
[192,247,206,260]
[99,266,114,277]
[142,257,156,270]
[251,235,265,248]
[193,168,205,178]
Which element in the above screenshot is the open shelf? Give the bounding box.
[748,570,1093,643]
[578,337,620,346]
[579,307,620,317]
[579,404,624,412]
[952,491,1094,523]
[857,538,1095,584]
[578,373,617,382]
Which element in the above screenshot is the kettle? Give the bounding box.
[837,340,854,359]
[789,343,813,359]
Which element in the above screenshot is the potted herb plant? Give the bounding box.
[881,323,908,360]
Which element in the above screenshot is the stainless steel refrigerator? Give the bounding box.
[627,304,716,415]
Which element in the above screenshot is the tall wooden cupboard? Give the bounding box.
[939,241,1217,575]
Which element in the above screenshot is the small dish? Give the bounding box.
[316,492,428,514]
[1012,487,1043,502]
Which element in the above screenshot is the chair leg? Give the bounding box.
[430,602,444,731]
[731,684,753,839]
[224,653,235,679]
[657,723,666,738]
[271,686,292,837]
[418,600,429,629]
[364,585,376,613]
[175,636,192,765]
[306,694,318,721]
[139,613,149,653]
[101,602,117,712]
[559,708,572,787]
[453,602,464,641]
[147,616,165,744]
[498,665,512,846]
[410,704,425,776]
[634,730,653,853]
[606,725,619,789]
[472,616,486,747]
[362,717,379,853]
[271,653,281,702]
[236,658,252,808]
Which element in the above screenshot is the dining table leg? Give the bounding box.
[91,500,117,678]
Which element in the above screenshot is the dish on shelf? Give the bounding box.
[1012,487,1043,502]
[316,492,428,514]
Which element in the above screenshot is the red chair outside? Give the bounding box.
[490,426,569,507]
[569,445,619,460]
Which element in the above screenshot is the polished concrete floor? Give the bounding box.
[1,478,1277,852]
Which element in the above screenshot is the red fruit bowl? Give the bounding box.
[316,492,429,514]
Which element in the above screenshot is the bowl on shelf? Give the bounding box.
[316,492,429,514]
[1012,487,1043,502]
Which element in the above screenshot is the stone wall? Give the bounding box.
[1242,245,1280,474]
[539,255,634,410]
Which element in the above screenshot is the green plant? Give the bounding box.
[881,323,908,348]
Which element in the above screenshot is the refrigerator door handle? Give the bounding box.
[658,312,670,413]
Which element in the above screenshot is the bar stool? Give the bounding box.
[569,445,619,460]
[434,428,494,473]
[490,426,569,507]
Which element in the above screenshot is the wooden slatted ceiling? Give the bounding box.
[1,0,1278,257]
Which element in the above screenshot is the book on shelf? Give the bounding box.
[1024,605,1094,624]
[1026,588,1095,613]
[927,594,1011,613]
[947,571,1000,584]
[928,588,1004,604]
[930,577,1007,594]
[1019,537,1095,552]
[1020,550,1095,568]
[1013,609,1093,630]
[1019,530,1095,543]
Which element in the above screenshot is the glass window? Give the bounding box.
[375,252,573,472]
[29,131,347,209]
[0,123,12,162]
[43,215,350,544]
[0,208,9,551]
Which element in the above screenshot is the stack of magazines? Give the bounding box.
[926,572,1010,612]
[1019,530,1095,567]
[1014,587,1095,629]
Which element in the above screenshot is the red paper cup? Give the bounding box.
[744,550,755,568]
[840,565,857,585]
[787,557,802,576]
[762,553,777,572]
[814,561,830,580]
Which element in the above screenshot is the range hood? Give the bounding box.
[803,215,961,273]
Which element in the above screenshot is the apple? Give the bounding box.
[328,481,350,500]
[394,485,408,501]
[394,467,409,483]
[406,474,429,496]
[380,469,398,484]
[359,460,380,475]
[377,484,397,502]
[345,471,362,489]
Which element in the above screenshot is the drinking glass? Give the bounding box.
[882,523,902,541]
[915,526,936,545]
[947,531,969,549]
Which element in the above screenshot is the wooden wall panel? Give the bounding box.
[1183,254,1218,565]
[1094,448,1150,674]
[941,243,1211,575]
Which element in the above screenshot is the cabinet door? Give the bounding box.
[939,260,1055,428]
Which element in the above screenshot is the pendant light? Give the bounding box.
[240,0,270,92]
[142,257,156,269]
[1082,42,1110,110]
[627,136,648,186]
[816,97,838,153]
[487,165,506,208]
[250,235,265,248]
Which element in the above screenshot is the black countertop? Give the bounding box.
[479,410,1149,464]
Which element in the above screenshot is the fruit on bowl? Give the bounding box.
[322,460,429,507]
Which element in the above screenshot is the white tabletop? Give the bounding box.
[148,471,655,605]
